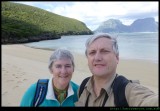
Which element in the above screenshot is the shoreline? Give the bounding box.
[24,43,158,65]
[2,44,158,106]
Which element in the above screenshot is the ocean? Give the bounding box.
[25,32,158,63]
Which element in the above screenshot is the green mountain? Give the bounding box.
[2,2,93,44]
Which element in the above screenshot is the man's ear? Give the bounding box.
[116,55,119,64]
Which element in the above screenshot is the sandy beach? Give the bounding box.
[2,44,158,106]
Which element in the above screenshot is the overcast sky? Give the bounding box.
[14,1,158,31]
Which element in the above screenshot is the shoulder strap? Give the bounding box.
[79,75,131,107]
[33,79,49,107]
[79,77,90,97]
[112,75,130,107]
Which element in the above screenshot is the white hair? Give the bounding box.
[48,48,75,72]
[85,33,119,56]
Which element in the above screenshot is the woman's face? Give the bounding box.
[50,58,74,90]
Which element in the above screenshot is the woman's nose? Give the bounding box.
[61,67,67,74]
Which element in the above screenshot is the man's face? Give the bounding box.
[86,37,119,78]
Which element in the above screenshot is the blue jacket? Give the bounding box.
[20,78,79,107]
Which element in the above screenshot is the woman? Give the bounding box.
[20,49,79,107]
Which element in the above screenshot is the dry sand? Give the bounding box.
[2,44,158,106]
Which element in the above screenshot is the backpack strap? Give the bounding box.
[79,75,131,107]
[33,79,49,107]
[112,75,130,107]
[79,77,90,97]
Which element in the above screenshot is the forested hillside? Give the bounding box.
[2,2,93,44]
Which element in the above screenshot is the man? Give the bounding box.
[75,33,158,106]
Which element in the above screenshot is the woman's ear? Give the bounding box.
[49,69,53,74]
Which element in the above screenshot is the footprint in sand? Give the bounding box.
[13,86,19,89]
[22,72,26,75]
[17,81,23,83]
[19,72,26,77]
[7,103,11,106]
[2,91,8,95]
[13,65,17,68]
[18,68,22,70]
[3,70,8,76]
[23,79,27,81]
[15,76,19,79]
[7,80,14,82]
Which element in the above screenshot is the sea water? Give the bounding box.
[25,32,158,63]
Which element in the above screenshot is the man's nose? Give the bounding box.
[94,52,102,61]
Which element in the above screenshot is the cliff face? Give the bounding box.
[130,18,158,32]
[95,17,158,33]
[2,2,93,44]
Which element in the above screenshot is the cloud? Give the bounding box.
[14,1,158,31]
[46,2,158,30]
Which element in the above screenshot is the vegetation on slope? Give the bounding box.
[2,2,93,44]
